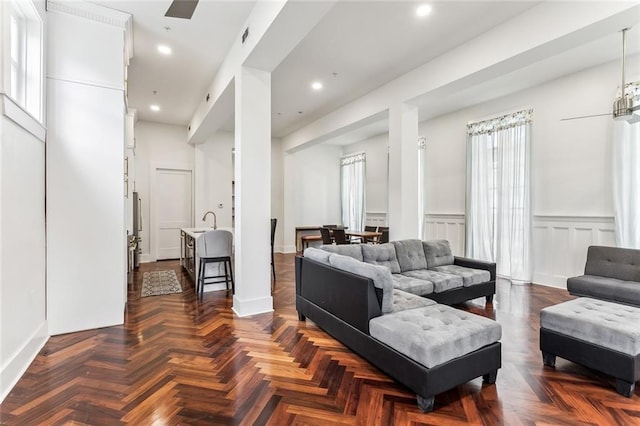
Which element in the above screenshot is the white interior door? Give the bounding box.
[155,168,192,260]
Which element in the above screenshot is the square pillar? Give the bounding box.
[233,66,273,316]
[388,103,419,240]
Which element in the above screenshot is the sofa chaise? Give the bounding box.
[295,239,502,412]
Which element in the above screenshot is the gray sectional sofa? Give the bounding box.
[313,239,496,305]
[295,239,501,412]
[567,245,640,307]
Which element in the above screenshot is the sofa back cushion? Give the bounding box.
[584,245,640,282]
[321,244,364,262]
[329,252,394,314]
[423,240,454,267]
[392,239,428,272]
[303,247,331,265]
[362,243,401,273]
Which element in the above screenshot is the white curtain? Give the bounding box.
[613,119,640,248]
[466,132,495,262]
[466,109,532,283]
[341,153,366,232]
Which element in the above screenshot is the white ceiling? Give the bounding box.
[93,1,639,144]
[94,0,255,126]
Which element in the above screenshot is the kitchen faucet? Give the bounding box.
[202,211,217,229]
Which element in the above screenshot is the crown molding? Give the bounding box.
[47,0,133,63]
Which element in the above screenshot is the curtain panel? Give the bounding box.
[613,119,640,248]
[466,109,533,284]
[341,153,366,232]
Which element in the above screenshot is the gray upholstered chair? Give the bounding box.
[196,230,234,297]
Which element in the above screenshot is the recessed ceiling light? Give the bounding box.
[311,81,323,90]
[157,44,172,55]
[150,104,160,112]
[416,4,432,17]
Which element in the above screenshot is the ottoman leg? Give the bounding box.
[485,295,494,304]
[616,379,635,397]
[542,351,556,367]
[483,369,498,384]
[417,395,435,413]
[297,312,306,321]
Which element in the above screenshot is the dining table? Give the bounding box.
[345,230,382,243]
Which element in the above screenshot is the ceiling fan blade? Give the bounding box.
[560,113,611,121]
[165,0,199,19]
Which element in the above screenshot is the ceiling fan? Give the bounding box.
[165,0,199,20]
[561,28,640,123]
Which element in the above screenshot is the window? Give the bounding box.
[466,109,532,283]
[341,153,366,232]
[5,0,43,121]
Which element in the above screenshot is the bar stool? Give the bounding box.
[196,230,234,297]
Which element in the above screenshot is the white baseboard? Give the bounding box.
[1,321,49,403]
[232,295,274,317]
[281,245,297,254]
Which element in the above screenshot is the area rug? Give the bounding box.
[141,270,183,297]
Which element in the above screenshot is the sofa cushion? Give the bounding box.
[584,245,640,282]
[430,265,491,287]
[391,274,434,296]
[370,304,502,368]
[567,274,640,307]
[402,269,462,293]
[423,240,454,268]
[392,239,428,272]
[540,297,640,355]
[391,289,437,313]
[303,247,331,265]
[329,253,394,314]
[321,244,364,262]
[362,243,401,273]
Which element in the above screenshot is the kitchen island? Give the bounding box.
[180,227,234,293]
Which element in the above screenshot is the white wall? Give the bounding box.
[46,9,128,335]
[293,143,342,226]
[422,58,630,286]
[134,120,193,261]
[271,137,284,251]
[194,131,234,230]
[0,114,48,401]
[342,133,389,221]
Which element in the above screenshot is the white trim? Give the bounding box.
[0,321,48,403]
[232,295,274,317]
[149,163,194,262]
[47,76,125,93]
[1,93,46,141]
[280,244,296,254]
[533,215,615,223]
[47,0,133,63]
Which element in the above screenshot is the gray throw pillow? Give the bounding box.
[362,243,401,273]
[423,240,454,267]
[392,239,428,272]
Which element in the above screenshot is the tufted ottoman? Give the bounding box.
[540,297,640,396]
[370,304,502,411]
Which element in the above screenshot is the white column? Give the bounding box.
[233,66,273,316]
[388,103,420,240]
[282,150,298,253]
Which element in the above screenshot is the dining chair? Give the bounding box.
[320,227,333,244]
[270,218,277,281]
[364,225,379,243]
[378,227,389,244]
[332,228,349,245]
[196,230,234,298]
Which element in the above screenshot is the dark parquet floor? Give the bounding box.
[1,253,639,425]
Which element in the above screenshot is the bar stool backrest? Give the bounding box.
[197,230,233,258]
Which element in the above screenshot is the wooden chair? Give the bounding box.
[378,227,389,244]
[320,227,333,244]
[332,228,349,245]
[364,225,379,243]
[270,218,277,281]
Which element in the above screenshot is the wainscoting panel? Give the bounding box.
[365,212,387,227]
[424,214,465,256]
[532,216,615,289]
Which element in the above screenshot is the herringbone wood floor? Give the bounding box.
[1,254,639,425]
